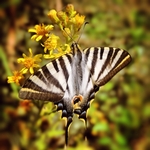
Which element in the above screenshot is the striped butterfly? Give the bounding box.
[19,42,132,145]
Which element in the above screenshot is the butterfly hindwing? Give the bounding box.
[19,54,73,103]
[84,47,132,87]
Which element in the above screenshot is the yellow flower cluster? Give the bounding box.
[7,4,85,85]
[7,49,42,85]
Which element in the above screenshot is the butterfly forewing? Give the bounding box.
[19,45,131,103]
[84,47,131,86]
[19,54,73,102]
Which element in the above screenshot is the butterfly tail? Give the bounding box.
[65,116,73,146]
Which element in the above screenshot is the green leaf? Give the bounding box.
[98,137,111,145]
[93,122,109,132]
[114,132,127,146]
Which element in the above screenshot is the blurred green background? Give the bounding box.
[0,0,150,150]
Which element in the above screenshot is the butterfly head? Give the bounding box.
[71,42,82,54]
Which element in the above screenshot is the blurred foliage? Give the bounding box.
[0,0,150,150]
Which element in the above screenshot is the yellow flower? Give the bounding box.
[47,9,60,24]
[43,51,62,59]
[7,71,24,85]
[74,14,85,31]
[43,44,71,60]
[63,44,71,54]
[17,48,42,74]
[57,11,68,27]
[43,34,60,53]
[28,24,54,41]
[66,4,76,18]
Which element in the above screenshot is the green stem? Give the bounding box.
[0,46,19,99]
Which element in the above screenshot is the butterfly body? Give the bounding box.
[61,43,94,116]
[19,42,132,145]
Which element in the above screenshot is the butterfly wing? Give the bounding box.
[19,54,73,103]
[84,47,132,87]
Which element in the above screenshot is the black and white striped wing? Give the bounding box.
[19,54,73,102]
[84,47,131,87]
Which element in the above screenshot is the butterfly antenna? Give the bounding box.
[63,21,89,44]
[76,21,89,44]
[63,27,75,43]
[79,111,88,141]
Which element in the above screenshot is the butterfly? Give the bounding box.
[19,42,132,145]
